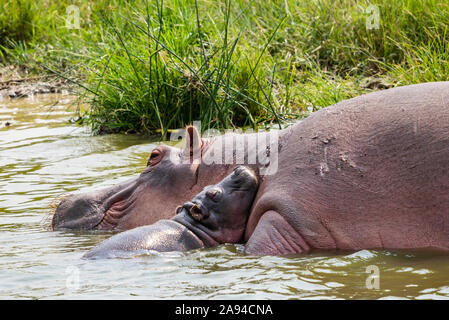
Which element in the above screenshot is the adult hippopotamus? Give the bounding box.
[83,166,258,259]
[53,82,449,255]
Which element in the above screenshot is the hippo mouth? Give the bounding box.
[89,181,140,230]
[94,193,137,229]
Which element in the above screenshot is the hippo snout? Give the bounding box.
[52,195,102,230]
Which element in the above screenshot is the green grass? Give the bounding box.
[1,0,449,135]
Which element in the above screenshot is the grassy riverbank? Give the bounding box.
[1,0,448,135]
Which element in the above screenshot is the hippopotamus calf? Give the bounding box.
[83,166,258,259]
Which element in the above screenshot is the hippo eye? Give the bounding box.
[206,188,222,202]
[147,149,162,166]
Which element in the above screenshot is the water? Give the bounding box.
[1,94,449,300]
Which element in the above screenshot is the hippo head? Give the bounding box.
[52,126,224,231]
[173,166,259,245]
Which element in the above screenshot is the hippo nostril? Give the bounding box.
[181,201,194,211]
[188,203,209,222]
[189,204,202,220]
[191,205,201,214]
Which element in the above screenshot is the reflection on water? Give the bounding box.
[0,94,449,299]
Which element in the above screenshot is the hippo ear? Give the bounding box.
[183,125,202,161]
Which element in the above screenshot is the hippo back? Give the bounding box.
[247,82,449,251]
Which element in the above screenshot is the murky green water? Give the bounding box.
[1,94,449,299]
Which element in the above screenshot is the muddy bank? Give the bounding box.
[0,66,73,99]
[0,78,72,99]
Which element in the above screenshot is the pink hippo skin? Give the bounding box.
[53,82,449,255]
